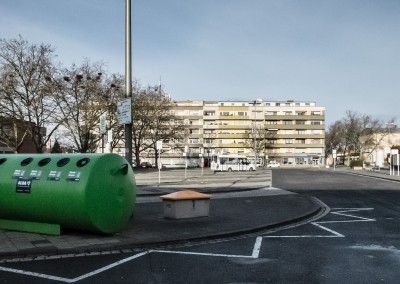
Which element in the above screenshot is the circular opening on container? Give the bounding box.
[57,158,70,167]
[21,158,33,166]
[38,158,51,167]
[76,158,90,168]
[0,158,7,165]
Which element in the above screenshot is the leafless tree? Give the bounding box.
[131,86,185,166]
[326,110,394,164]
[0,36,61,152]
[245,124,266,165]
[53,61,120,153]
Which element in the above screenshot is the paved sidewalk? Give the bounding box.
[0,169,324,261]
[324,166,400,182]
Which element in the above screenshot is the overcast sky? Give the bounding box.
[1,0,399,126]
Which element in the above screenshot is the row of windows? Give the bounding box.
[204,120,323,126]
[178,109,322,116]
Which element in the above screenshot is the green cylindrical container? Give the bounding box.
[0,153,136,234]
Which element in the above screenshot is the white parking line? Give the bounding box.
[263,208,375,238]
[0,208,376,282]
[0,238,264,283]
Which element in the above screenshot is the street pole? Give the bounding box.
[125,0,133,166]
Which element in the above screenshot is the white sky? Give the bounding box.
[1,0,399,126]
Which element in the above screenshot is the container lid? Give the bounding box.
[160,190,211,201]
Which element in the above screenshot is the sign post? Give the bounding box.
[390,149,399,176]
[99,114,107,153]
[332,149,337,171]
[117,97,132,164]
[184,146,188,179]
[157,141,163,184]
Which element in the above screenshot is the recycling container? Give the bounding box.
[0,153,136,235]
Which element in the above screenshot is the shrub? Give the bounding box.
[350,159,363,168]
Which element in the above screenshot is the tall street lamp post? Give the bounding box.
[125,0,133,165]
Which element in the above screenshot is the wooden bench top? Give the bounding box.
[160,190,212,201]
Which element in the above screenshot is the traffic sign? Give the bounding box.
[99,114,106,134]
[117,98,132,125]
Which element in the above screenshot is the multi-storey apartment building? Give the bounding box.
[156,100,325,168]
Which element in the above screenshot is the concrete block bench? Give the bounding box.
[160,190,212,219]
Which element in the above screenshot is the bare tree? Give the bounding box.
[0,36,60,153]
[131,86,186,166]
[53,61,117,153]
[202,130,217,166]
[245,124,266,165]
[326,110,394,165]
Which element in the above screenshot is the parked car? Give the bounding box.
[140,162,152,168]
[266,161,280,168]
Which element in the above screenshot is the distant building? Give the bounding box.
[0,117,46,153]
[366,127,400,167]
[144,100,325,167]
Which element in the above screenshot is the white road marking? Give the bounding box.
[0,266,71,283]
[263,208,374,238]
[311,223,345,237]
[319,208,375,223]
[0,238,263,282]
[0,208,376,282]
[263,222,345,238]
[0,251,149,283]
[70,251,149,283]
[252,237,263,258]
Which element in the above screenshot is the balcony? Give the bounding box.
[216,133,247,139]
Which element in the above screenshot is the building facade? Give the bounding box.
[153,100,325,168]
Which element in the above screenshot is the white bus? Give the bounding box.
[210,154,256,172]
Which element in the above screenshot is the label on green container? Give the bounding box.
[30,170,42,180]
[16,178,33,193]
[47,171,61,181]
[67,171,81,182]
[12,169,25,179]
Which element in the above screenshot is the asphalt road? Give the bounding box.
[1,168,400,283]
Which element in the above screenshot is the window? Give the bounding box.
[267,120,278,125]
[296,120,306,125]
[190,129,200,134]
[220,112,230,116]
[285,111,292,115]
[238,112,247,116]
[284,120,292,125]
[296,139,306,144]
[285,139,293,144]
[311,121,321,125]
[189,139,199,144]
[297,130,306,135]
